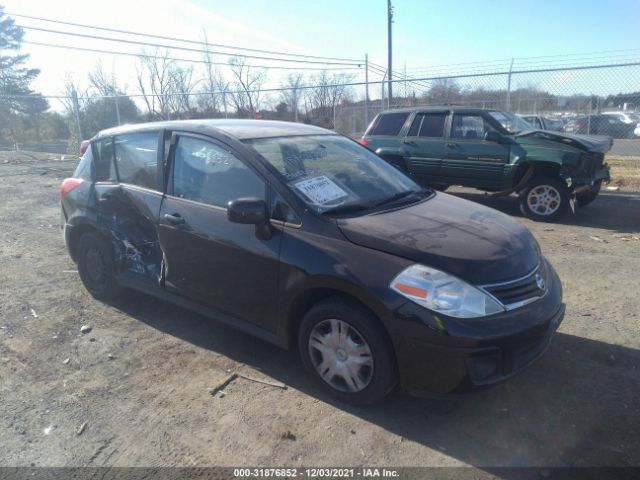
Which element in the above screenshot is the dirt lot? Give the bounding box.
[1,151,639,470]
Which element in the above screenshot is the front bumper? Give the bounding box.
[391,262,564,396]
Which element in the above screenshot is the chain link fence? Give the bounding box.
[2,61,639,161]
[335,63,640,157]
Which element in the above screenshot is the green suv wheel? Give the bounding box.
[519,177,571,222]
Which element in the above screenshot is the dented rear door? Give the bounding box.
[94,131,165,284]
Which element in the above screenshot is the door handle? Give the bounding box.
[402,139,416,146]
[446,143,459,148]
[164,213,185,225]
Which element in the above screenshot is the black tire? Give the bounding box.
[519,176,571,222]
[77,231,124,300]
[576,180,602,207]
[298,296,397,405]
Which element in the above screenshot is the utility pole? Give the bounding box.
[364,53,369,126]
[387,0,393,104]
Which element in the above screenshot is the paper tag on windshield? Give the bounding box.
[294,175,347,205]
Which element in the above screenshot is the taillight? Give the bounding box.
[79,140,90,156]
[360,137,368,146]
[60,178,85,198]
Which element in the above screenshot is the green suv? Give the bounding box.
[361,107,611,221]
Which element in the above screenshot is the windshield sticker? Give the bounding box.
[294,175,348,205]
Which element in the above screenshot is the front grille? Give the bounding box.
[482,264,546,308]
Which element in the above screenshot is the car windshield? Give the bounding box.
[489,110,534,134]
[245,134,421,214]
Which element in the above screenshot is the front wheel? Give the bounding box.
[519,177,571,222]
[298,297,397,405]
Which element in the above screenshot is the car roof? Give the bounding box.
[95,119,332,141]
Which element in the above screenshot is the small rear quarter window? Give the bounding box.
[73,146,93,181]
[370,112,409,136]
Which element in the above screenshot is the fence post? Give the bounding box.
[71,89,83,142]
[506,58,514,111]
[365,53,369,128]
[114,95,121,126]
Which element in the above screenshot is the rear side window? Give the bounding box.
[407,113,447,137]
[114,131,159,190]
[172,136,265,208]
[73,146,93,181]
[93,138,117,182]
[370,112,409,136]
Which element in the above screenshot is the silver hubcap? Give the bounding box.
[308,319,374,393]
[527,185,562,216]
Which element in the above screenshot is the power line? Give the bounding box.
[368,63,430,94]
[4,61,638,100]
[9,11,363,63]
[405,48,640,73]
[22,41,364,72]
[19,25,362,66]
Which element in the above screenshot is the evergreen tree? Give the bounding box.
[0,6,48,141]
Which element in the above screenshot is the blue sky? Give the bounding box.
[4,0,640,101]
[191,0,640,67]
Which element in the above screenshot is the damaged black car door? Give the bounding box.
[93,131,165,284]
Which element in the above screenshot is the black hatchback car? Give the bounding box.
[61,120,564,404]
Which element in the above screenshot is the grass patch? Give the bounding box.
[606,155,640,189]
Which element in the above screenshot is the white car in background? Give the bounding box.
[602,111,640,137]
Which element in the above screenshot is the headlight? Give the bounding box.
[390,264,504,318]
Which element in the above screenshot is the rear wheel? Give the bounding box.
[298,297,397,405]
[519,177,571,222]
[77,232,123,300]
[576,180,602,207]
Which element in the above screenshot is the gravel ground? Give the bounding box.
[0,152,639,470]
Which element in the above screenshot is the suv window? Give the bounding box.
[451,114,496,139]
[173,136,265,208]
[370,112,409,136]
[407,113,447,137]
[114,131,159,189]
[93,138,117,182]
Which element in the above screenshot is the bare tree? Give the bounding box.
[305,70,355,128]
[228,56,266,117]
[167,66,198,118]
[88,62,118,96]
[280,73,304,122]
[197,32,228,116]
[136,49,176,120]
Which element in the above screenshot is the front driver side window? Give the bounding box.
[451,114,496,140]
[172,136,265,208]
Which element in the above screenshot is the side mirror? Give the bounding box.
[227,198,272,240]
[484,131,503,143]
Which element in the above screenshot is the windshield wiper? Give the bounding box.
[321,203,372,216]
[374,189,427,207]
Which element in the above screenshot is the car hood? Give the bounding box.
[337,193,539,285]
[515,129,612,153]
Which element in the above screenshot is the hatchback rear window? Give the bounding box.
[114,131,159,190]
[370,112,409,136]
